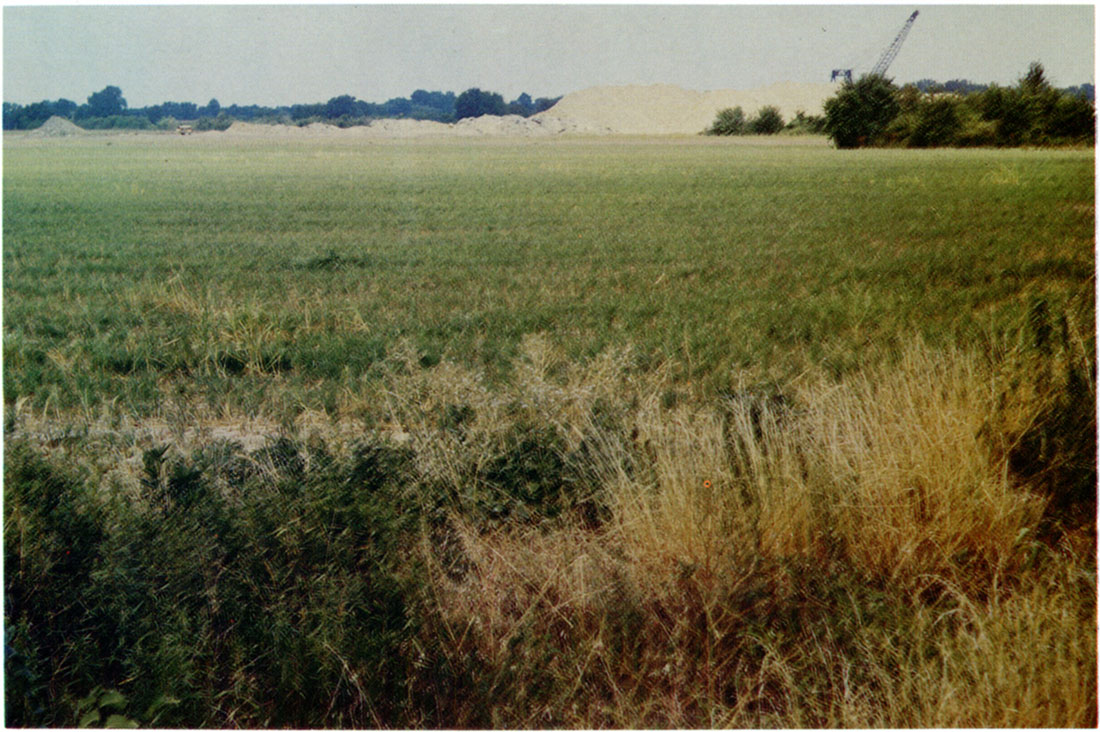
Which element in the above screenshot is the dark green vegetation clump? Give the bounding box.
[4,419,613,727]
[824,63,1095,148]
[706,104,802,136]
[4,438,424,727]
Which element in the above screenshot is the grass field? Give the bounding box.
[4,133,1096,727]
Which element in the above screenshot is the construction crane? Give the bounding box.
[831,9,919,83]
[870,10,919,77]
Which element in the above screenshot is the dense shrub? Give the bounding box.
[455,88,506,120]
[193,112,233,131]
[749,105,785,134]
[1046,93,1097,142]
[784,110,827,134]
[706,106,747,135]
[706,105,787,136]
[909,96,963,147]
[823,74,901,148]
[827,63,1095,148]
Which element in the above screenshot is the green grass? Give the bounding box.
[4,133,1095,728]
[5,136,1093,420]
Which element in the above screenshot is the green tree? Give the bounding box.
[85,86,126,118]
[324,95,358,119]
[533,96,561,114]
[706,106,746,135]
[1046,93,1095,142]
[508,92,535,116]
[455,88,506,120]
[822,75,900,148]
[749,105,785,134]
[910,96,962,147]
[978,84,1028,145]
[1021,61,1051,95]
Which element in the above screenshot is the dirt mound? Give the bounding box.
[537,82,838,135]
[28,115,85,137]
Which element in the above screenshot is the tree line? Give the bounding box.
[704,63,1093,147]
[822,63,1095,148]
[2,85,562,131]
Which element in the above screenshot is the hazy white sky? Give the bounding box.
[2,4,1094,108]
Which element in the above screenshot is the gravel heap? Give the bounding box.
[28,115,85,137]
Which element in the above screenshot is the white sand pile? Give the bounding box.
[538,82,838,135]
[28,115,85,137]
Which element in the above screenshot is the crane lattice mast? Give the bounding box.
[869,10,919,77]
[830,9,919,83]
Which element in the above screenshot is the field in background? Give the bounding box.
[4,134,1095,727]
[5,135,1092,419]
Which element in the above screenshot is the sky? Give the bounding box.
[2,4,1095,108]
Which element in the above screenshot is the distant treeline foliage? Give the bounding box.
[913,77,1094,101]
[823,63,1095,148]
[2,84,562,131]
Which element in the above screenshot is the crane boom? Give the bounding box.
[870,10,918,77]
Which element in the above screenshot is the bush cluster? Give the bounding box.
[825,63,1095,148]
[706,105,825,137]
[193,113,233,132]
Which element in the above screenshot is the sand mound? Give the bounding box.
[221,115,613,139]
[355,118,455,137]
[304,121,342,134]
[538,82,838,135]
[28,115,85,137]
[451,114,612,136]
[210,82,838,139]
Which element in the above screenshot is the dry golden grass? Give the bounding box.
[7,320,1092,727]
[399,333,1093,727]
